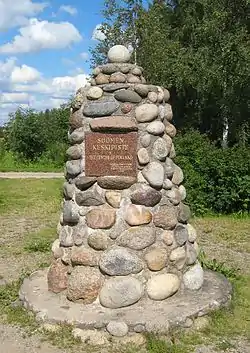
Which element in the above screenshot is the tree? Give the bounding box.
[91,0,250,145]
[90,0,143,67]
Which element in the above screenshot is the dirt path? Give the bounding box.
[0,325,67,353]
[0,172,63,179]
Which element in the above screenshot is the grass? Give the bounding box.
[0,178,250,352]
[0,149,63,172]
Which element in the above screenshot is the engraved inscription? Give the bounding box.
[85,132,137,177]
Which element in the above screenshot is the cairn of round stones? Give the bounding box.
[20,45,232,341]
[48,44,203,304]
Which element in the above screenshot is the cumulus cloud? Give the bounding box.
[14,73,89,98]
[92,24,106,41]
[0,56,90,124]
[11,65,41,83]
[0,92,31,104]
[0,0,47,30]
[0,18,82,54]
[59,5,77,16]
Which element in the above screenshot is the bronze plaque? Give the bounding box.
[85,132,137,177]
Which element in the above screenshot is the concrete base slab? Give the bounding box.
[19,269,232,333]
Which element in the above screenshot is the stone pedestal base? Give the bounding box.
[19,269,232,336]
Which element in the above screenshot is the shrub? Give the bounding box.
[174,130,250,215]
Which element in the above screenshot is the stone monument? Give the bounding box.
[20,45,232,344]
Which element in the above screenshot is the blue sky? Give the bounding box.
[0,0,107,125]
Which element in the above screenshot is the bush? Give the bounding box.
[4,106,69,162]
[174,130,250,215]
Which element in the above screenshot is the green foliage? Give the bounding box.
[23,228,56,253]
[146,334,188,353]
[90,0,143,67]
[199,250,240,280]
[175,130,250,215]
[92,0,250,145]
[4,106,69,163]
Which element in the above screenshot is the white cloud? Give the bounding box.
[14,73,89,97]
[0,0,47,30]
[1,92,31,104]
[92,24,106,41]
[0,57,90,125]
[11,65,41,83]
[0,18,82,54]
[80,52,89,60]
[59,5,77,16]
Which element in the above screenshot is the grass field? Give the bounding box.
[0,179,249,353]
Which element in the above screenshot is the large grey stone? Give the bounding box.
[68,127,85,144]
[137,148,150,165]
[174,224,188,246]
[142,161,164,188]
[130,184,162,207]
[110,72,127,83]
[108,45,131,63]
[169,246,186,262]
[164,158,174,178]
[66,145,82,160]
[99,248,143,276]
[101,63,119,74]
[107,321,128,337]
[75,175,97,190]
[165,188,182,205]
[152,138,169,161]
[117,227,155,250]
[183,263,204,290]
[179,185,186,201]
[178,203,191,223]
[63,182,75,200]
[135,104,158,122]
[147,121,165,135]
[187,224,197,243]
[115,89,142,103]
[147,274,180,300]
[90,115,137,132]
[97,176,136,189]
[63,201,79,224]
[153,205,178,230]
[134,84,149,97]
[140,133,151,147]
[186,243,198,265]
[72,223,88,246]
[75,188,105,207]
[87,86,103,100]
[67,266,104,303]
[88,231,108,251]
[65,160,82,178]
[165,104,173,121]
[127,74,141,83]
[99,277,144,308]
[83,98,119,117]
[103,83,129,92]
[148,91,158,103]
[172,165,184,185]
